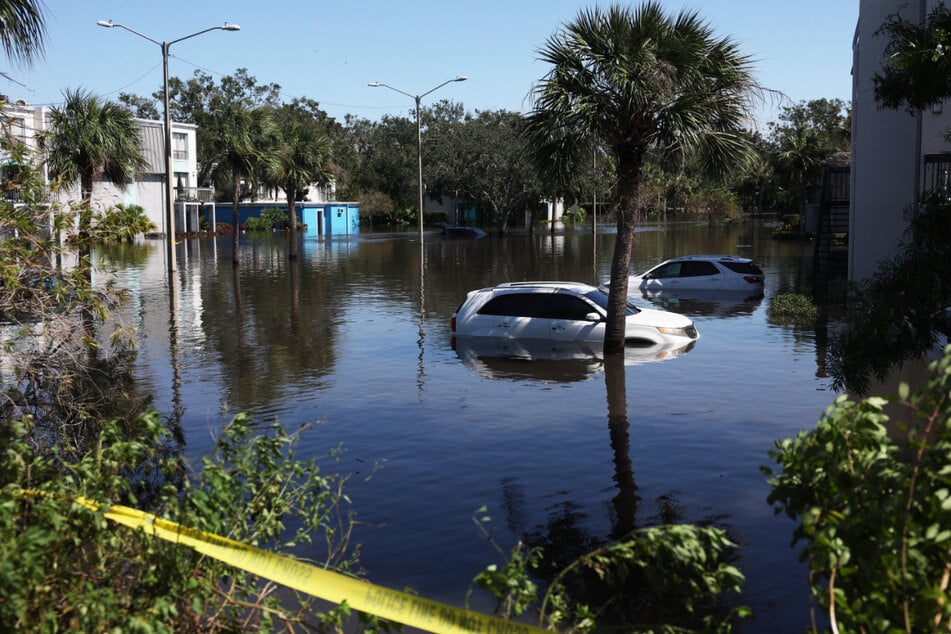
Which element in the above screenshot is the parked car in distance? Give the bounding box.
[629,255,765,294]
[450,281,698,346]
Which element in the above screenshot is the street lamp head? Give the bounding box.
[454,76,468,82]
[368,81,382,87]
[221,23,240,31]
[96,20,114,28]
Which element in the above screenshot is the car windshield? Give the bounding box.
[585,288,637,314]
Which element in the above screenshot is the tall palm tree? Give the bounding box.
[526,2,759,353]
[0,0,46,68]
[39,89,147,248]
[268,108,333,260]
[41,89,146,203]
[206,103,278,265]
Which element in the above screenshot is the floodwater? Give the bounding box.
[100,218,844,631]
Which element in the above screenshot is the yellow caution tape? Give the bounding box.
[17,490,549,634]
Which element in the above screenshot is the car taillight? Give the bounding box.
[743,276,762,284]
[450,315,456,332]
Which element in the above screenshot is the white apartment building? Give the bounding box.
[0,98,202,237]
[851,0,951,282]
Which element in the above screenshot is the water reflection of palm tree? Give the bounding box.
[289,258,300,339]
[604,352,639,539]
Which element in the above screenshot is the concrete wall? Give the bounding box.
[850,0,951,282]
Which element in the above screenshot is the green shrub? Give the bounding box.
[470,508,750,631]
[764,345,951,632]
[767,293,818,324]
[94,203,157,242]
[0,413,378,632]
[245,208,289,232]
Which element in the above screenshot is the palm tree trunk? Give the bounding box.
[286,186,299,260]
[604,151,642,355]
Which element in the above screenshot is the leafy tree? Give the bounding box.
[358,189,397,226]
[767,98,850,215]
[348,112,418,211]
[116,92,160,120]
[267,103,333,259]
[430,109,541,233]
[874,2,951,112]
[0,0,46,69]
[526,2,759,354]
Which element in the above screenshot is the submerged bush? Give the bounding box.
[767,293,818,324]
[94,203,156,242]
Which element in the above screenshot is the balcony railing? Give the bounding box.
[175,186,215,203]
[924,153,951,199]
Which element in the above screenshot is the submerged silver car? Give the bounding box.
[450,281,698,346]
[629,255,765,294]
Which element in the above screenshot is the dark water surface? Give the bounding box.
[101,219,839,631]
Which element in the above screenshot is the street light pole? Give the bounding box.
[368,76,467,244]
[97,20,240,274]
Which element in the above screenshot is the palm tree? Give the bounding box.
[0,0,46,68]
[206,103,278,265]
[39,89,147,248]
[526,2,759,354]
[268,107,333,260]
[41,89,146,203]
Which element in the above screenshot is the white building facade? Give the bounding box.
[850,0,951,281]
[0,99,201,237]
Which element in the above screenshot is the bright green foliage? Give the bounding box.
[244,207,288,232]
[874,3,951,113]
[470,508,749,633]
[0,412,384,632]
[94,203,157,242]
[767,293,819,325]
[764,345,951,632]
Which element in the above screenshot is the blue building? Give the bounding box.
[207,202,360,236]
[302,203,360,237]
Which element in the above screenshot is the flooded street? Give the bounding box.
[102,219,842,631]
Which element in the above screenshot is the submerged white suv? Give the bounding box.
[450,281,698,346]
[629,255,765,294]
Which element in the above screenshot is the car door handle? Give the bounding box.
[496,322,510,328]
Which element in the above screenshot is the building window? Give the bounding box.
[172,132,188,160]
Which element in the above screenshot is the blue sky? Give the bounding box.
[9,1,857,128]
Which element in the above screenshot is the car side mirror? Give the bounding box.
[585,312,602,322]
